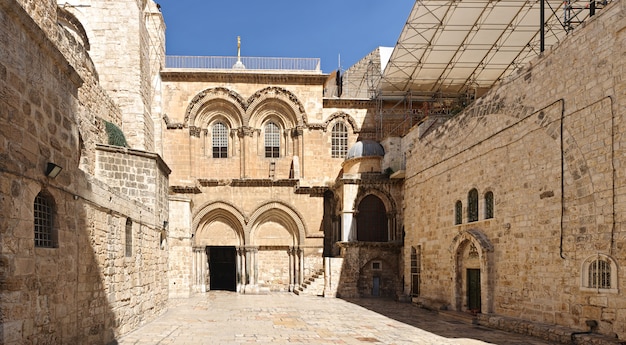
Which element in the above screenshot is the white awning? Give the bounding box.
[381,0,593,96]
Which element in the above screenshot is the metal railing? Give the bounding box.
[165,56,321,72]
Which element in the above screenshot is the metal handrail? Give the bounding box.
[165,56,321,72]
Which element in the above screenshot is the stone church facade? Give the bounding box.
[1,0,626,344]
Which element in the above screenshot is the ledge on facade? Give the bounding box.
[161,69,328,85]
[337,241,403,251]
[230,179,298,187]
[476,314,626,345]
[169,185,201,194]
[323,98,375,108]
[96,144,172,175]
[294,186,328,196]
[390,170,405,179]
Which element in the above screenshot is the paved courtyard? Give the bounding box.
[117,292,557,345]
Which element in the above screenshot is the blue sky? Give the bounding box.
[158,1,414,73]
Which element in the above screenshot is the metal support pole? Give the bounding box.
[539,0,546,53]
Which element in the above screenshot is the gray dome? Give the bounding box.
[346,140,385,160]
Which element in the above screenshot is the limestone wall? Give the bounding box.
[403,1,626,339]
[0,0,169,343]
[95,145,170,219]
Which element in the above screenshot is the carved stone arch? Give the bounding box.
[450,229,494,313]
[184,87,246,127]
[324,111,360,133]
[192,201,247,246]
[194,100,244,131]
[353,187,397,215]
[247,201,306,246]
[246,87,307,127]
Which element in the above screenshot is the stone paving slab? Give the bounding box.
[116,292,558,345]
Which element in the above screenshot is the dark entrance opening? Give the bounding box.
[466,268,481,313]
[208,246,236,291]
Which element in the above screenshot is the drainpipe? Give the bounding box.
[570,320,598,343]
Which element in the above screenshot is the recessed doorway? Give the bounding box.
[208,246,236,291]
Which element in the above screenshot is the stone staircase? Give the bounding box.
[294,268,325,296]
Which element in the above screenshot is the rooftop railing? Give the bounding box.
[165,56,321,72]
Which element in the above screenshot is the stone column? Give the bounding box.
[244,246,259,294]
[236,247,246,292]
[341,183,359,242]
[298,248,304,288]
[387,212,396,242]
[193,247,207,293]
[288,247,295,292]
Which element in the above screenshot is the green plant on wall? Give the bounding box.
[104,120,129,147]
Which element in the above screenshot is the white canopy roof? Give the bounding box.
[381,0,589,95]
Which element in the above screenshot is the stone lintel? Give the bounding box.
[161,70,328,85]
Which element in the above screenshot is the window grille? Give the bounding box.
[331,122,348,158]
[589,259,611,289]
[455,200,463,225]
[264,122,280,158]
[411,246,421,296]
[34,192,54,248]
[485,191,494,219]
[468,189,478,222]
[125,218,132,257]
[212,122,228,158]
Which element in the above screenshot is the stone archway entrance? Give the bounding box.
[208,246,237,291]
[451,229,494,314]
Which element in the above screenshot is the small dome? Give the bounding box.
[346,140,385,160]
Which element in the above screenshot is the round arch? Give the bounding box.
[246,87,307,127]
[324,111,360,133]
[246,201,306,246]
[353,187,396,215]
[450,229,494,313]
[192,201,246,247]
[184,87,246,127]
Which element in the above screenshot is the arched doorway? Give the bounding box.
[451,229,494,314]
[193,204,246,293]
[357,195,388,242]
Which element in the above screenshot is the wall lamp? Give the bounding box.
[45,162,63,178]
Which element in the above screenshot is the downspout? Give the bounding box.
[609,96,616,255]
[559,99,566,259]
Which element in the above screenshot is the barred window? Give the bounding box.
[125,218,132,257]
[411,246,421,296]
[331,122,348,158]
[264,122,280,158]
[455,200,463,225]
[581,255,617,292]
[589,259,611,289]
[34,192,55,248]
[485,191,494,219]
[468,188,478,222]
[212,122,228,158]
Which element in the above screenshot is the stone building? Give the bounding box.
[1,0,169,343]
[2,0,626,344]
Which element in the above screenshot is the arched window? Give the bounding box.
[212,122,228,158]
[331,122,348,158]
[411,246,421,296]
[264,122,280,158]
[34,192,56,248]
[582,255,618,292]
[125,218,132,257]
[484,191,494,219]
[467,188,478,222]
[455,200,463,225]
[357,195,388,242]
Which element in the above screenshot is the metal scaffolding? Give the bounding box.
[370,0,613,139]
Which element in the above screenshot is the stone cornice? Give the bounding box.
[96,144,172,175]
[161,69,328,85]
[323,98,375,109]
